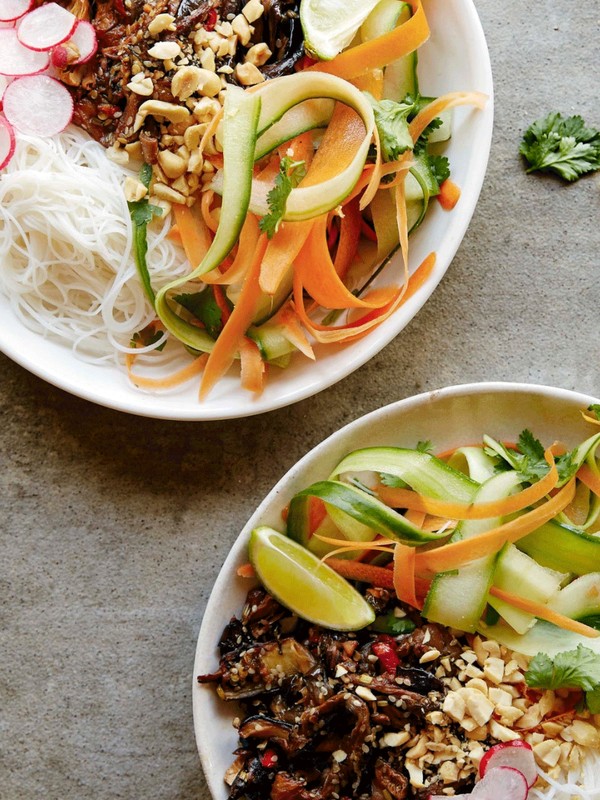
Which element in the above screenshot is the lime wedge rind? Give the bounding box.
[249,525,376,631]
[300,0,381,61]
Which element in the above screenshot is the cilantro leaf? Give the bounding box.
[366,93,414,162]
[259,156,306,238]
[371,612,416,635]
[174,287,224,340]
[426,154,450,186]
[413,116,443,155]
[520,112,600,181]
[416,440,433,454]
[127,163,163,305]
[518,429,546,462]
[488,429,577,485]
[379,473,409,489]
[588,404,600,421]
[130,324,166,351]
[525,645,600,711]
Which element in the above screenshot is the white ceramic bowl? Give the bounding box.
[193,381,600,798]
[0,0,493,420]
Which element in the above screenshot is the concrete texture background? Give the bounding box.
[1,1,599,798]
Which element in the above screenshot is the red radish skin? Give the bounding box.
[0,28,50,76]
[0,75,8,106]
[16,2,77,51]
[429,766,529,800]
[66,20,97,64]
[3,74,73,136]
[479,740,537,788]
[0,0,32,22]
[0,115,16,169]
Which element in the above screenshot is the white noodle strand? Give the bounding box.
[0,127,189,366]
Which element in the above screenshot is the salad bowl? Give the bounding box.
[193,381,600,799]
[0,0,493,420]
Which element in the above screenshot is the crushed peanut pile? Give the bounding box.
[52,0,303,210]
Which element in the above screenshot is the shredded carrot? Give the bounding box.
[200,189,219,233]
[259,219,314,295]
[237,562,256,578]
[488,586,600,639]
[199,233,269,398]
[273,305,315,359]
[393,543,421,609]
[333,196,362,279]
[581,410,600,426]
[409,91,488,143]
[308,496,328,534]
[211,285,230,324]
[127,353,208,390]
[239,336,265,394]
[295,214,390,310]
[414,478,576,574]
[326,558,395,589]
[351,69,384,100]
[437,178,461,210]
[577,463,600,498]
[172,203,212,268]
[166,224,182,245]
[203,213,261,286]
[378,447,559,520]
[307,0,429,80]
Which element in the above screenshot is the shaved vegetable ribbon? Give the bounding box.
[149,1,487,396]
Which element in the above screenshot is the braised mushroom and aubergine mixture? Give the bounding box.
[200,586,500,800]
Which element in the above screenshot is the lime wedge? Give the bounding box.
[248,526,376,630]
[300,0,381,61]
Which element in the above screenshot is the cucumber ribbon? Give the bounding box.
[287,448,479,547]
[155,75,377,353]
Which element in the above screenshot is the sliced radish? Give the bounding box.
[16,2,76,51]
[65,19,97,64]
[429,766,529,800]
[472,767,528,800]
[0,115,16,169]
[479,740,537,788]
[0,27,50,75]
[0,0,32,22]
[0,75,8,106]
[3,74,73,136]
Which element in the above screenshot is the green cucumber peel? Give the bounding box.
[518,519,600,576]
[287,479,451,545]
[211,72,376,222]
[154,87,261,353]
[329,447,480,502]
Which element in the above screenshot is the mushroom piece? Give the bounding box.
[198,638,317,700]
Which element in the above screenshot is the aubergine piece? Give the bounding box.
[238,715,293,747]
[372,758,409,800]
[198,638,316,700]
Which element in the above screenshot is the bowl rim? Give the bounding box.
[0,0,494,421]
[192,379,600,795]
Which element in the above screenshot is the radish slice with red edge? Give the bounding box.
[0,115,16,169]
[0,75,9,105]
[471,766,528,800]
[428,766,529,800]
[16,2,76,51]
[0,27,49,75]
[479,740,537,788]
[3,74,73,136]
[0,0,32,22]
[53,19,97,67]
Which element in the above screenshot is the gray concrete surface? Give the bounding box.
[1,2,599,798]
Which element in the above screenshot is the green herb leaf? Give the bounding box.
[371,612,416,635]
[259,156,307,239]
[366,93,414,162]
[130,324,167,351]
[416,440,433,454]
[520,112,600,181]
[174,287,224,340]
[490,429,578,485]
[426,154,450,186]
[588,404,600,421]
[525,645,600,712]
[379,473,409,489]
[127,164,163,305]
